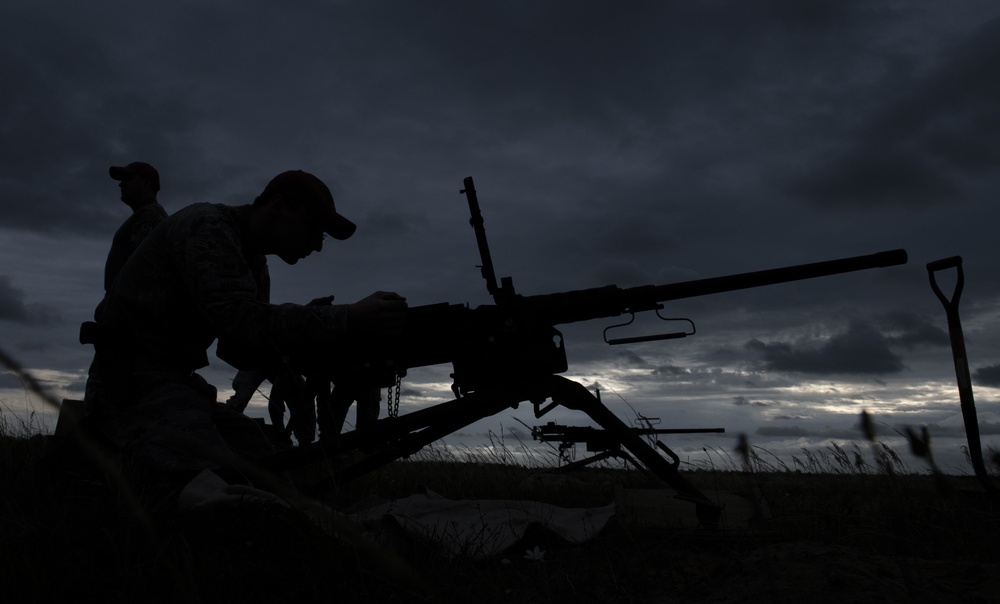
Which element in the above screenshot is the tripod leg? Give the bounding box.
[548,376,721,528]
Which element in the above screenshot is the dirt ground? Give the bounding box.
[640,540,999,604]
[610,486,999,603]
[334,481,1000,603]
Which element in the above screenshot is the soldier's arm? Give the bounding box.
[178,214,351,358]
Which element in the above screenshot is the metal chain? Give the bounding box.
[387,371,402,418]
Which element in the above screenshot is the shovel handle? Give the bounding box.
[925,256,997,492]
[927,256,964,311]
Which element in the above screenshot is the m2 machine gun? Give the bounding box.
[273,177,908,528]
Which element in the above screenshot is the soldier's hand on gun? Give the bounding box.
[348,291,407,336]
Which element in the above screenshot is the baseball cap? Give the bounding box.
[261,170,356,240]
[109,162,160,191]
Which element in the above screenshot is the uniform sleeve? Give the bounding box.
[177,213,350,365]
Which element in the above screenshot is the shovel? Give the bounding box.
[927,256,997,492]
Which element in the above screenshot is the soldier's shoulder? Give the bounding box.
[147,201,168,219]
[130,202,168,229]
[167,203,243,230]
[166,204,252,258]
[172,202,229,219]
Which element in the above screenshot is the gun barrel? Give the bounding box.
[521,249,907,324]
[633,248,908,310]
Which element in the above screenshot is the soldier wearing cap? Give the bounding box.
[83,162,168,409]
[104,162,168,292]
[92,169,406,484]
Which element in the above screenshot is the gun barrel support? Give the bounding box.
[548,376,722,526]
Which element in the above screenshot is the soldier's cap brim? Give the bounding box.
[110,162,161,191]
[263,170,356,240]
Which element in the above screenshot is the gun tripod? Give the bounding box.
[265,374,723,529]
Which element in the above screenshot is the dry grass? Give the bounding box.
[3,346,999,602]
[4,411,999,603]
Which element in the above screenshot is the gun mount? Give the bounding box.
[533,421,725,472]
[272,177,908,528]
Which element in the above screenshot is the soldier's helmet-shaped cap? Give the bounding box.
[109,162,161,192]
[261,170,356,240]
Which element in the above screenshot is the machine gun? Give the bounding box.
[271,177,908,528]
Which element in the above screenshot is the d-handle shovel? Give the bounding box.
[927,256,997,492]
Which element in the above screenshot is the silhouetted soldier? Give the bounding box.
[315,380,380,441]
[91,169,406,485]
[226,368,316,447]
[104,162,168,294]
[83,162,168,410]
[267,372,315,446]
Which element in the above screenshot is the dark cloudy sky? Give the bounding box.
[3,2,1000,473]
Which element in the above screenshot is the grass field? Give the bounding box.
[2,404,999,604]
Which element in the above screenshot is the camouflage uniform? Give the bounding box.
[102,201,168,294]
[95,202,349,477]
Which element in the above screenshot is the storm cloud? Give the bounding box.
[0,276,60,326]
[746,320,905,375]
[1,2,999,473]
